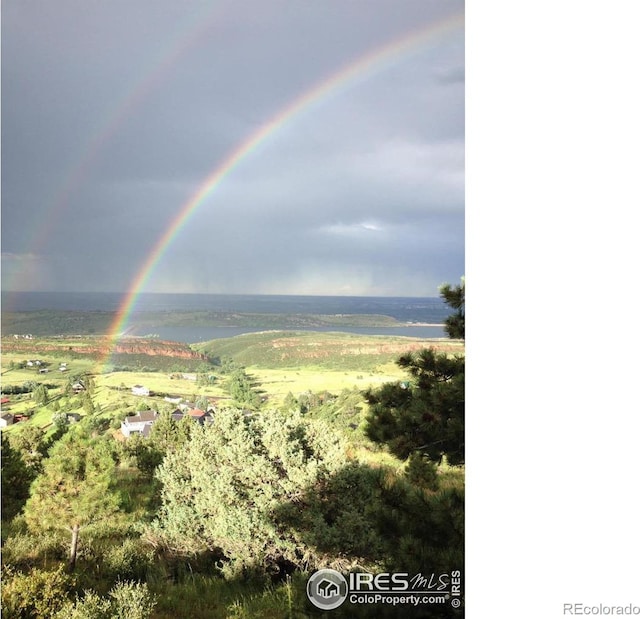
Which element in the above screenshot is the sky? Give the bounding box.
[1,0,464,297]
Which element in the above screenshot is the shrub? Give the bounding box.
[148,408,346,577]
[55,582,155,619]
[102,538,155,581]
[1,564,75,619]
[1,531,68,570]
[108,581,156,619]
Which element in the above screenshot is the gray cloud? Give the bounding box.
[2,0,464,296]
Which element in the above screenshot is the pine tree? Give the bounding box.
[365,349,465,464]
[24,432,121,569]
[439,277,465,340]
[364,280,465,465]
[1,435,34,520]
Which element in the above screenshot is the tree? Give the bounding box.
[52,411,70,432]
[1,435,35,520]
[226,369,261,408]
[8,424,48,473]
[439,277,465,340]
[81,393,96,415]
[195,396,210,411]
[364,280,465,466]
[31,384,49,406]
[147,408,346,577]
[23,432,121,570]
[32,384,49,406]
[148,410,191,454]
[365,349,465,465]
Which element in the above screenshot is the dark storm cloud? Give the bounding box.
[1,0,464,296]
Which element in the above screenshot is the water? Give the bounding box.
[2,291,450,342]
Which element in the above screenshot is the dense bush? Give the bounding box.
[147,408,347,577]
[54,581,156,619]
[1,564,75,619]
[102,538,155,581]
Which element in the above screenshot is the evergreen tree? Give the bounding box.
[81,393,96,415]
[1,435,34,520]
[439,277,465,340]
[23,432,121,569]
[148,408,346,576]
[148,410,190,454]
[364,280,465,465]
[365,349,465,465]
[32,384,49,406]
[8,424,48,473]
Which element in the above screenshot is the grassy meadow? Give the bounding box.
[1,331,462,431]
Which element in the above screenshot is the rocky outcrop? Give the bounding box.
[1,336,206,361]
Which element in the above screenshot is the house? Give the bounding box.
[0,413,15,428]
[72,380,86,393]
[171,408,213,425]
[120,410,159,438]
[131,385,150,397]
[187,408,215,425]
[187,408,206,421]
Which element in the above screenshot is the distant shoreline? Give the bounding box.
[405,322,445,327]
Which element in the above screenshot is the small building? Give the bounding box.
[186,408,215,425]
[131,385,150,397]
[0,413,15,428]
[120,410,158,438]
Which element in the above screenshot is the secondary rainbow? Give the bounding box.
[105,12,463,355]
[3,3,227,297]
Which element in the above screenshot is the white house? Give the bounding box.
[131,385,150,396]
[120,410,158,438]
[0,413,14,428]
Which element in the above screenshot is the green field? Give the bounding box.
[1,330,462,434]
[194,329,461,368]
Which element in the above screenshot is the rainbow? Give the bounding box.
[101,11,463,367]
